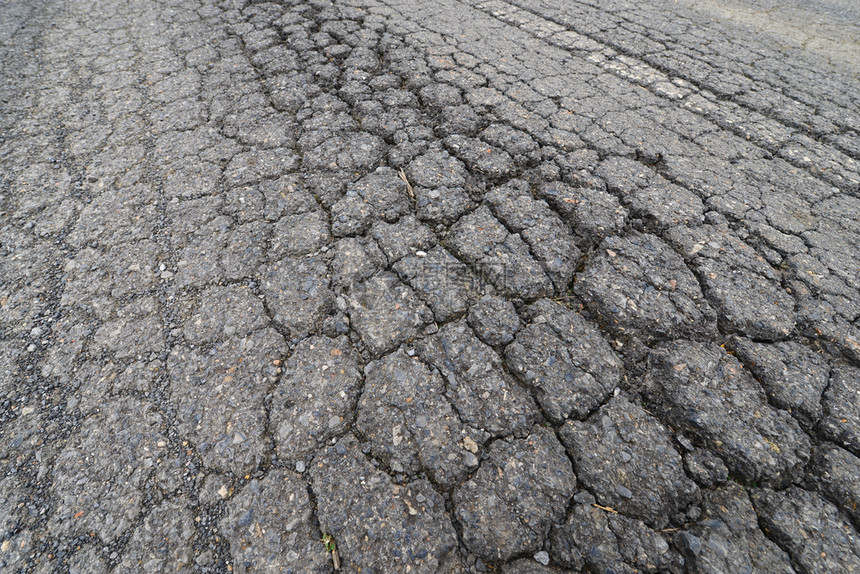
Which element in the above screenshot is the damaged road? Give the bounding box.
[1,0,859,572]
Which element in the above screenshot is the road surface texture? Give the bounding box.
[1,0,859,572]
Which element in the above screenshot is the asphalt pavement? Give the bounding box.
[1,0,859,572]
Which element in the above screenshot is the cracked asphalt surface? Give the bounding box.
[1,0,859,571]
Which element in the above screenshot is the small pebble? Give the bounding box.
[462,436,479,453]
[463,452,479,468]
[534,550,550,566]
[677,435,695,451]
[574,490,596,505]
[195,550,214,566]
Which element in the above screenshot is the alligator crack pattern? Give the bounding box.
[1,0,859,572]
